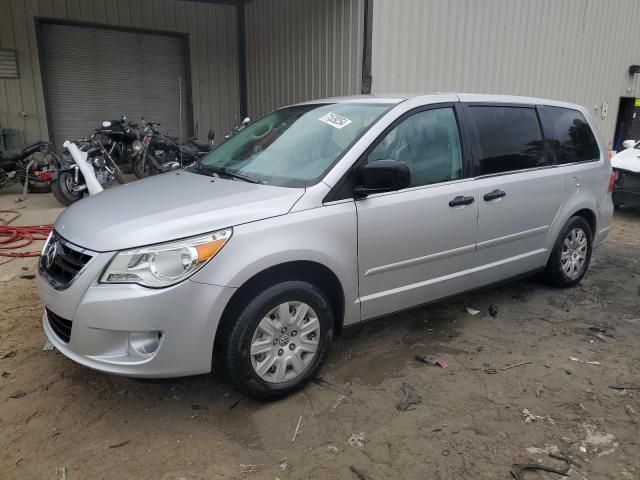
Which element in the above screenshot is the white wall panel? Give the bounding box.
[372,0,640,142]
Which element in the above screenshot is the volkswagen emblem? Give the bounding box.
[44,239,58,269]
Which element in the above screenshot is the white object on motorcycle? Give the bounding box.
[63,141,104,195]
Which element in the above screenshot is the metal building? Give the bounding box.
[1,0,639,151]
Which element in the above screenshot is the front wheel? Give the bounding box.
[220,281,334,400]
[133,155,158,179]
[545,216,593,287]
[51,171,82,206]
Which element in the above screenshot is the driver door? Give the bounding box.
[356,104,479,320]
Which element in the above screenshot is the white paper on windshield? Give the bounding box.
[318,112,352,129]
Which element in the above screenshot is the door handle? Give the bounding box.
[449,195,475,207]
[483,189,506,201]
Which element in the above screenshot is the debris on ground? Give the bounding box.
[569,357,601,366]
[9,390,26,399]
[0,349,16,359]
[522,409,544,423]
[466,307,480,315]
[501,361,531,371]
[347,432,367,448]
[239,464,257,476]
[510,453,571,480]
[484,368,497,374]
[291,415,302,442]
[350,466,375,480]
[489,304,499,317]
[327,444,339,454]
[229,401,239,410]
[396,382,422,411]
[108,440,130,448]
[56,466,67,480]
[191,404,209,411]
[521,409,555,425]
[42,339,54,351]
[415,354,447,368]
[609,385,640,391]
[279,461,288,471]
[580,423,618,456]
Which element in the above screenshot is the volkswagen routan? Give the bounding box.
[38,94,614,399]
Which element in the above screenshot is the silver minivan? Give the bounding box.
[38,94,614,399]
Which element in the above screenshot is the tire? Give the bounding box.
[51,171,82,206]
[133,156,150,179]
[220,281,334,400]
[545,216,593,288]
[134,155,159,178]
[26,180,51,193]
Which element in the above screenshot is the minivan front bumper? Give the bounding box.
[39,264,236,378]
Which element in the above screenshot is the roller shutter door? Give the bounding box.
[40,23,191,151]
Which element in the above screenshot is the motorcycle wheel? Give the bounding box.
[25,180,51,193]
[51,172,82,206]
[134,156,157,178]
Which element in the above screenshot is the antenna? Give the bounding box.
[179,76,183,167]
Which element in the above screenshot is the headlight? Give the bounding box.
[100,229,232,288]
[132,140,143,153]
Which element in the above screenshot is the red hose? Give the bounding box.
[0,210,53,266]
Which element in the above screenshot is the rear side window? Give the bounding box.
[467,106,545,175]
[538,106,600,164]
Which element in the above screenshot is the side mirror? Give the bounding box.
[207,129,215,141]
[354,159,410,198]
[102,121,112,128]
[622,139,636,149]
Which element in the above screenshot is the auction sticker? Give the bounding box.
[318,112,352,129]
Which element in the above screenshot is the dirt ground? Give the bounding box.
[1,184,639,480]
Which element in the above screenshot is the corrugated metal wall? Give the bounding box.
[245,0,365,118]
[372,0,640,143]
[0,0,240,145]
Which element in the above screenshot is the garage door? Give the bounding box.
[40,23,191,151]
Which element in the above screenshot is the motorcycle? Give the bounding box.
[0,141,58,193]
[50,134,125,206]
[133,128,215,178]
[95,115,140,173]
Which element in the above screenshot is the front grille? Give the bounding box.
[46,308,72,343]
[40,232,93,289]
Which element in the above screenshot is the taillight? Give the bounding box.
[608,171,616,192]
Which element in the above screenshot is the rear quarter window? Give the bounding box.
[467,106,546,175]
[538,106,600,164]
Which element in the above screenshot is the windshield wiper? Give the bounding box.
[194,161,260,184]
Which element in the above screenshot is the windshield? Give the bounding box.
[196,103,392,187]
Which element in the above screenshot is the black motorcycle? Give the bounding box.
[50,135,125,206]
[0,141,59,193]
[134,129,215,178]
[95,115,140,173]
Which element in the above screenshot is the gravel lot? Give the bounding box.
[1,185,639,479]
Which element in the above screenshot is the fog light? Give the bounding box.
[128,331,162,356]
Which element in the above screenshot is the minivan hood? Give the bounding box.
[55,171,304,252]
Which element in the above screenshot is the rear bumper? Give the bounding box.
[41,278,236,378]
[613,189,640,208]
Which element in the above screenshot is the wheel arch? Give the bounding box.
[571,208,596,237]
[213,260,346,367]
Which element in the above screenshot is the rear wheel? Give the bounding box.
[51,171,82,205]
[220,281,334,400]
[25,179,51,193]
[545,216,593,287]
